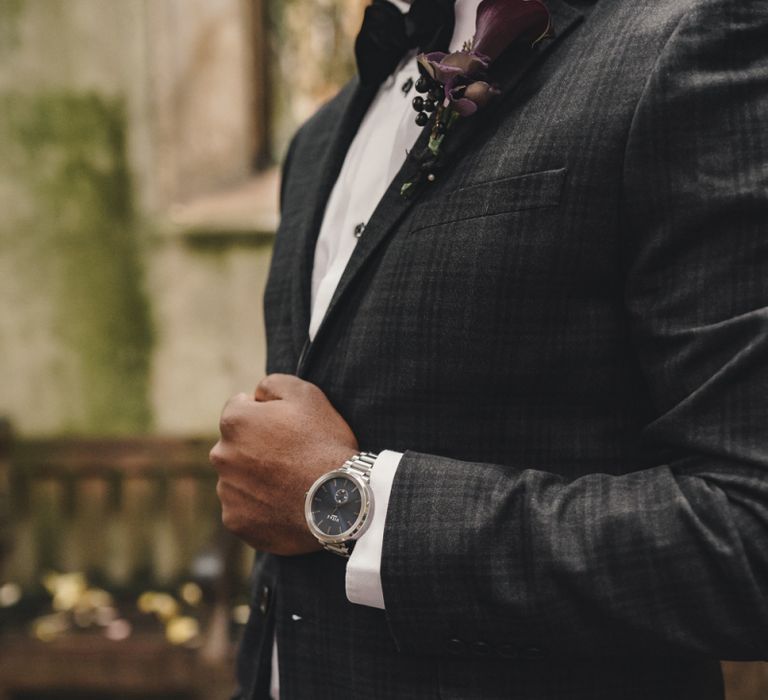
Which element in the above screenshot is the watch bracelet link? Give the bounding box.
[321,452,378,558]
[344,451,377,480]
[323,541,356,557]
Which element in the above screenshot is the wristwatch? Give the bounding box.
[304,452,378,557]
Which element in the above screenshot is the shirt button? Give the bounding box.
[258,584,271,614]
[401,77,414,95]
[353,222,366,238]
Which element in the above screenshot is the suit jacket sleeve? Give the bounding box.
[380,0,768,660]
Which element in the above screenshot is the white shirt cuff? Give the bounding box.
[345,449,403,609]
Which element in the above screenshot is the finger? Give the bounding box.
[254,373,314,402]
[209,441,223,470]
[222,392,253,416]
[219,392,255,436]
[209,441,236,473]
[229,391,252,406]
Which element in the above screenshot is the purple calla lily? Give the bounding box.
[416,0,554,103]
[473,0,554,61]
[402,0,554,197]
[448,80,502,116]
[440,50,491,75]
[417,52,455,83]
[418,51,490,86]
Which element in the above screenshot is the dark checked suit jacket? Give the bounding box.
[234,0,768,698]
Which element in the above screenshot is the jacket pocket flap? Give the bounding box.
[411,167,567,232]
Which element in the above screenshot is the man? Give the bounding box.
[210,0,768,697]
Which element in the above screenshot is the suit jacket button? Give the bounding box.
[445,638,467,655]
[471,641,491,656]
[258,585,271,614]
[520,646,546,660]
[496,643,518,659]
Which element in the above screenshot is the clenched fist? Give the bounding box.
[210,374,358,555]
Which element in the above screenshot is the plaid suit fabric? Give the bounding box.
[235,0,768,697]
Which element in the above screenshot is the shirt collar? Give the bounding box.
[386,0,483,53]
[450,0,483,52]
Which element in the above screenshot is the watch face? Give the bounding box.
[310,475,363,537]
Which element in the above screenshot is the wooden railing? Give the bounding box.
[4,435,232,588]
[0,429,250,700]
[0,428,766,699]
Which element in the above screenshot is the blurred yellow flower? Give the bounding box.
[165,616,200,646]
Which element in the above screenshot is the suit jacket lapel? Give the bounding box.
[298,0,584,375]
[289,78,379,366]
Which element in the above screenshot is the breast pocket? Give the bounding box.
[384,165,569,365]
[409,167,567,233]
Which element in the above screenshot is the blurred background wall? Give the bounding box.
[0,1,365,698]
[0,0,365,438]
[0,1,766,699]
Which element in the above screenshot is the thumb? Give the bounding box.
[254,373,312,402]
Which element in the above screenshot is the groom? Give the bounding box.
[211,0,768,697]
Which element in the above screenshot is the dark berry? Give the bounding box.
[423,99,436,112]
[415,76,430,94]
[415,111,430,127]
[412,96,425,112]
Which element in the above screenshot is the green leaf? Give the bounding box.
[428,134,445,156]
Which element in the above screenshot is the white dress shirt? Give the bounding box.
[272,1,482,695]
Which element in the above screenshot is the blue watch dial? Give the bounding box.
[311,476,362,536]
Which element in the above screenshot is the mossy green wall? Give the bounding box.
[0,0,25,52]
[0,0,274,437]
[0,92,153,433]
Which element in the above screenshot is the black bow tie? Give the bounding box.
[355,0,456,86]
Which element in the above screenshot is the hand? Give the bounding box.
[210,374,358,555]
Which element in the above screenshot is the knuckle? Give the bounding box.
[298,378,316,394]
[304,382,323,401]
[219,416,234,436]
[209,444,229,471]
[257,376,278,399]
[258,375,273,389]
[221,508,237,533]
[219,406,242,434]
[220,393,255,432]
[222,511,249,540]
[225,392,248,408]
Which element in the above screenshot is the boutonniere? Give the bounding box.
[401,0,554,197]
